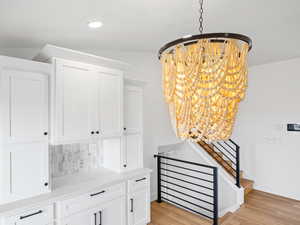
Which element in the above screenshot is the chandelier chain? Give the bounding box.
[198,0,204,34]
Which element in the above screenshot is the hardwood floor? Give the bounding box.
[149,190,300,225]
[150,200,211,225]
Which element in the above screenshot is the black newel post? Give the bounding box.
[213,167,218,225]
[157,156,162,203]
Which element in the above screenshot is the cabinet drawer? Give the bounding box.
[56,182,125,219]
[4,204,53,225]
[128,175,149,193]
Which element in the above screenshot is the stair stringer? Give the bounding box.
[187,141,244,216]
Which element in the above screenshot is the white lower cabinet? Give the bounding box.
[100,196,126,225]
[56,182,127,225]
[128,189,150,225]
[60,197,125,225]
[60,211,92,225]
[3,204,53,225]
[127,175,150,225]
[0,173,151,225]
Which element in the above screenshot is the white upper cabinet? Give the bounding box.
[0,56,51,204]
[124,86,143,134]
[54,60,96,143]
[52,58,123,144]
[2,69,49,143]
[124,134,142,171]
[97,72,122,137]
[122,84,144,172]
[101,82,144,173]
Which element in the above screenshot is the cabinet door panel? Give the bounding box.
[61,66,91,138]
[124,87,142,133]
[6,143,49,201]
[102,137,122,172]
[102,196,126,225]
[129,189,150,225]
[61,210,93,225]
[98,73,122,137]
[56,62,96,142]
[3,70,48,143]
[124,134,142,171]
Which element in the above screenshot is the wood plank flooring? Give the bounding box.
[149,190,300,225]
[150,200,211,225]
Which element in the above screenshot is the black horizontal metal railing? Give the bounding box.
[154,154,218,225]
[199,139,240,188]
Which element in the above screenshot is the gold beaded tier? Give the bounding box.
[161,38,249,142]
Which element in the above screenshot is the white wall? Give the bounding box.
[0,48,178,200]
[232,58,300,200]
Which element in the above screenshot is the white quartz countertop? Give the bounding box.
[0,167,152,217]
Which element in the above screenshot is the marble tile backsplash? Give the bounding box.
[50,143,99,178]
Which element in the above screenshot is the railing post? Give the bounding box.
[213,167,218,225]
[157,156,162,203]
[236,146,241,188]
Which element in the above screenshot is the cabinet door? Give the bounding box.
[102,137,122,172]
[55,60,96,143]
[101,196,126,225]
[2,69,48,143]
[128,189,150,225]
[124,134,142,171]
[124,86,142,133]
[97,72,122,137]
[3,143,49,202]
[61,210,94,225]
[123,85,143,172]
[60,197,125,225]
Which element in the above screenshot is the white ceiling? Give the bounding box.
[0,0,300,65]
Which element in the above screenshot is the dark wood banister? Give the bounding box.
[198,139,241,188]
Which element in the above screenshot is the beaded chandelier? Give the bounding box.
[158,0,252,142]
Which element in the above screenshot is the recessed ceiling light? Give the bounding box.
[88,21,103,29]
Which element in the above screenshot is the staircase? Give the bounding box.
[198,139,254,198]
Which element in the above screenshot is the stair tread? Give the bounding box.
[198,141,254,198]
[241,178,254,196]
[240,178,254,188]
[199,141,237,177]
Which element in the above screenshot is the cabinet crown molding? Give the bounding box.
[33,44,131,72]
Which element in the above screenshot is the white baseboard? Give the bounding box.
[151,192,157,202]
[219,203,241,217]
[254,185,300,201]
